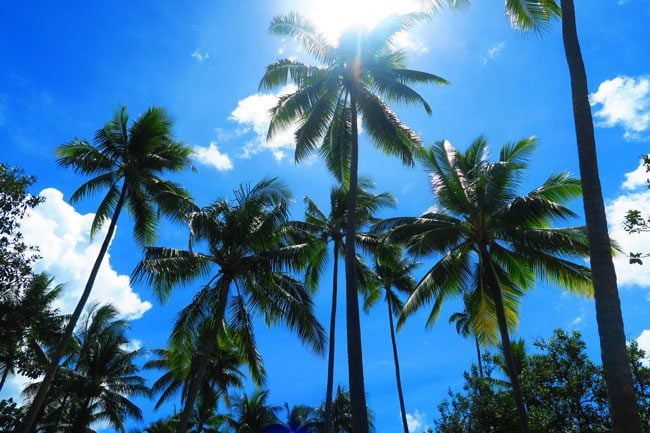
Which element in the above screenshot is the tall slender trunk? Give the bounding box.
[0,366,9,392]
[387,301,409,433]
[15,184,128,433]
[344,91,370,433]
[474,334,484,378]
[559,1,643,431]
[323,240,339,433]
[481,248,529,433]
[176,278,230,433]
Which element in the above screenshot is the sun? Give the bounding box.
[303,0,427,42]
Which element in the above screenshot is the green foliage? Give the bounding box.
[55,105,194,245]
[261,12,445,185]
[434,330,650,433]
[25,304,149,433]
[0,163,43,297]
[0,398,24,431]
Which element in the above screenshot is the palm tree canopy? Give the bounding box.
[145,329,246,412]
[378,136,592,343]
[424,0,560,32]
[56,105,194,245]
[260,12,448,183]
[220,389,281,433]
[133,178,326,385]
[24,304,149,433]
[293,177,395,290]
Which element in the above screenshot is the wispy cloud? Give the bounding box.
[192,142,234,171]
[590,75,650,140]
[481,41,506,65]
[191,49,209,62]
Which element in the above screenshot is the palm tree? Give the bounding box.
[367,249,416,433]
[261,14,445,432]
[24,304,149,433]
[426,1,643,430]
[133,178,325,433]
[17,105,193,433]
[558,1,643,430]
[220,390,280,433]
[324,387,374,433]
[145,330,247,432]
[0,273,63,392]
[266,404,320,433]
[380,137,593,433]
[291,178,393,433]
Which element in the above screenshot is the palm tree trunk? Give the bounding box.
[481,249,529,433]
[388,301,409,433]
[15,184,128,433]
[0,366,9,392]
[474,334,484,378]
[559,1,643,431]
[176,278,230,433]
[344,92,370,433]
[323,240,339,433]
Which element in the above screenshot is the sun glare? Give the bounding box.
[304,0,427,42]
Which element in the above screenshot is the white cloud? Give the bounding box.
[622,158,649,190]
[637,330,650,366]
[229,85,298,161]
[590,75,650,140]
[606,165,650,288]
[192,142,234,171]
[392,31,428,55]
[22,188,152,320]
[405,410,426,432]
[481,41,506,65]
[191,49,209,62]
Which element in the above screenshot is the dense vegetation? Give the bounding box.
[1,1,647,433]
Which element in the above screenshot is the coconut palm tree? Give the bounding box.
[145,343,244,411]
[426,1,643,430]
[220,389,280,433]
[17,105,193,433]
[558,1,643,430]
[291,178,393,433]
[133,178,325,433]
[379,137,593,433]
[266,404,320,433]
[0,273,64,392]
[365,248,416,433]
[261,14,445,432]
[24,304,149,433]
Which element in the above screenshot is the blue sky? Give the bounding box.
[2,0,650,431]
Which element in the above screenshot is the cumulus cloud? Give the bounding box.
[405,410,426,432]
[622,158,649,190]
[606,162,650,288]
[481,42,506,65]
[192,142,234,171]
[229,85,298,161]
[191,49,209,62]
[22,188,152,320]
[120,338,143,353]
[590,75,650,140]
